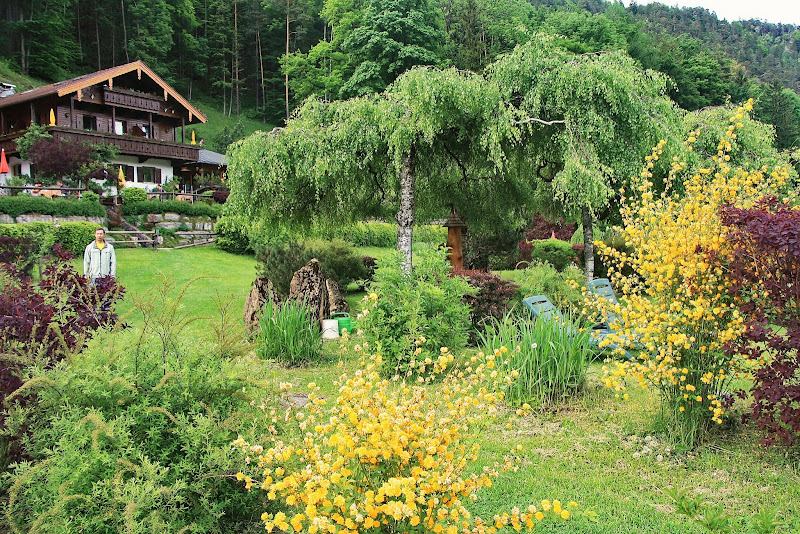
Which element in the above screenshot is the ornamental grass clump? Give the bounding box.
[233,347,578,534]
[257,298,323,366]
[595,101,793,446]
[479,313,593,407]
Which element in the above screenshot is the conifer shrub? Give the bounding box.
[3,333,272,532]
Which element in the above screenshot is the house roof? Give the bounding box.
[0,61,207,124]
[195,149,227,166]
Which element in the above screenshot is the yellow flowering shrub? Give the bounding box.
[595,101,792,445]
[233,347,577,533]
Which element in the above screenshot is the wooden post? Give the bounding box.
[443,207,467,271]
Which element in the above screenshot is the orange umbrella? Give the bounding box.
[0,149,9,174]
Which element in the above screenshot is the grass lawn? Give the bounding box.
[80,246,800,533]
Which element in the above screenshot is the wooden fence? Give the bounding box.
[105,229,159,249]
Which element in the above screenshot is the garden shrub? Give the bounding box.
[480,312,593,407]
[81,190,100,202]
[0,196,106,218]
[121,200,222,218]
[358,248,473,378]
[0,236,38,278]
[0,222,56,268]
[257,299,323,366]
[452,269,519,334]
[505,263,584,314]
[0,221,99,257]
[3,331,271,532]
[212,190,230,204]
[254,234,366,295]
[517,214,576,264]
[328,221,446,247]
[526,238,579,271]
[597,101,792,446]
[214,216,253,254]
[0,245,124,469]
[722,197,800,447]
[120,186,147,203]
[463,226,522,270]
[303,238,369,288]
[53,221,101,255]
[233,347,576,534]
[254,232,309,298]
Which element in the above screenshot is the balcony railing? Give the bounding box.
[0,127,200,162]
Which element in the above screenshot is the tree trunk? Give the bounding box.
[582,205,595,282]
[120,0,129,63]
[233,0,240,116]
[285,0,291,121]
[396,147,417,273]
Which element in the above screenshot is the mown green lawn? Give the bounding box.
[85,246,800,533]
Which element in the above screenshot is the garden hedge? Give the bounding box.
[121,200,222,218]
[0,196,106,218]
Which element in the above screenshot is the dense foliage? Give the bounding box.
[3,0,799,141]
[722,198,800,447]
[120,200,222,218]
[0,221,101,257]
[0,245,124,468]
[597,102,795,446]
[3,328,270,532]
[480,313,594,407]
[0,196,106,218]
[257,298,324,366]
[358,248,473,378]
[453,269,520,333]
[120,187,147,203]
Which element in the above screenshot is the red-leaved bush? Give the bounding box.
[722,197,800,446]
[0,244,125,464]
[518,214,576,263]
[453,269,519,333]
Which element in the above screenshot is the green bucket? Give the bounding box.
[331,312,354,335]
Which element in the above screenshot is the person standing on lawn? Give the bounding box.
[83,227,116,285]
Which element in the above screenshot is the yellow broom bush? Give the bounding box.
[233,346,578,533]
[595,100,793,446]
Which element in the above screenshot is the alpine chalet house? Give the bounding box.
[0,61,209,189]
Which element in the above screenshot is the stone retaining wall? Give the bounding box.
[145,213,217,231]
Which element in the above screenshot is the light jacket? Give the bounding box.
[84,241,116,279]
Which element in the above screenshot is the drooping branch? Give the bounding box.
[515,117,566,126]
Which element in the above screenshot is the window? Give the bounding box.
[139,167,155,183]
[83,115,97,130]
[11,164,22,177]
[114,120,127,135]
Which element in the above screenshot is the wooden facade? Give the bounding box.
[0,61,206,183]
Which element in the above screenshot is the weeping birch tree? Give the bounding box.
[488,36,681,279]
[226,66,529,271]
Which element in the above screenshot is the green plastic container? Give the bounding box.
[331,312,354,334]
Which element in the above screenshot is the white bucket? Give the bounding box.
[321,319,340,339]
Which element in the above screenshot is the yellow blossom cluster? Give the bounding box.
[233,348,573,534]
[594,101,791,441]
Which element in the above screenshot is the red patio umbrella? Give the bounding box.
[0,149,9,174]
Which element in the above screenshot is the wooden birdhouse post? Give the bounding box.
[443,207,467,270]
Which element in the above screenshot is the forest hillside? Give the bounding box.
[1,0,799,151]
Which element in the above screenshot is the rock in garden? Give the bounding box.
[243,275,278,336]
[326,279,348,315]
[288,259,329,325]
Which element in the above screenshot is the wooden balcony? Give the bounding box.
[0,127,200,162]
